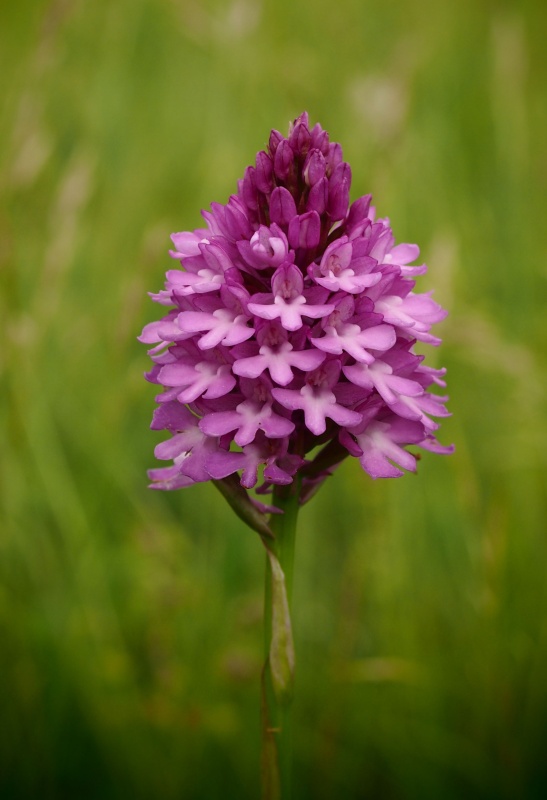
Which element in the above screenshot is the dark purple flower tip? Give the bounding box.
[306,177,329,215]
[269,186,298,228]
[240,165,258,211]
[268,129,284,156]
[303,149,327,186]
[309,122,330,155]
[327,162,352,221]
[255,151,274,193]
[273,139,295,182]
[288,211,321,251]
[290,111,310,130]
[346,195,373,231]
[326,142,344,173]
[288,118,311,155]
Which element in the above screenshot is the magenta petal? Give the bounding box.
[307,177,329,214]
[199,411,241,438]
[247,300,281,321]
[148,469,195,490]
[138,320,166,344]
[420,435,455,455]
[288,348,326,372]
[260,411,295,440]
[206,450,245,480]
[288,211,321,250]
[303,149,326,186]
[327,404,362,429]
[388,243,419,265]
[170,231,204,258]
[154,432,192,461]
[271,387,304,413]
[269,186,297,227]
[255,151,273,192]
[159,361,197,387]
[358,324,396,351]
[150,402,196,431]
[233,353,269,380]
[360,450,405,479]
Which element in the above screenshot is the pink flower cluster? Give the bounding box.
[140,113,453,499]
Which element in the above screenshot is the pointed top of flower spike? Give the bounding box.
[141,112,453,508]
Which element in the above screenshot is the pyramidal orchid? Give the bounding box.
[140,113,453,798]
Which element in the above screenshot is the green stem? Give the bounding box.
[261,478,301,800]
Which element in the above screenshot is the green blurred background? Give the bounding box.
[1,0,546,797]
